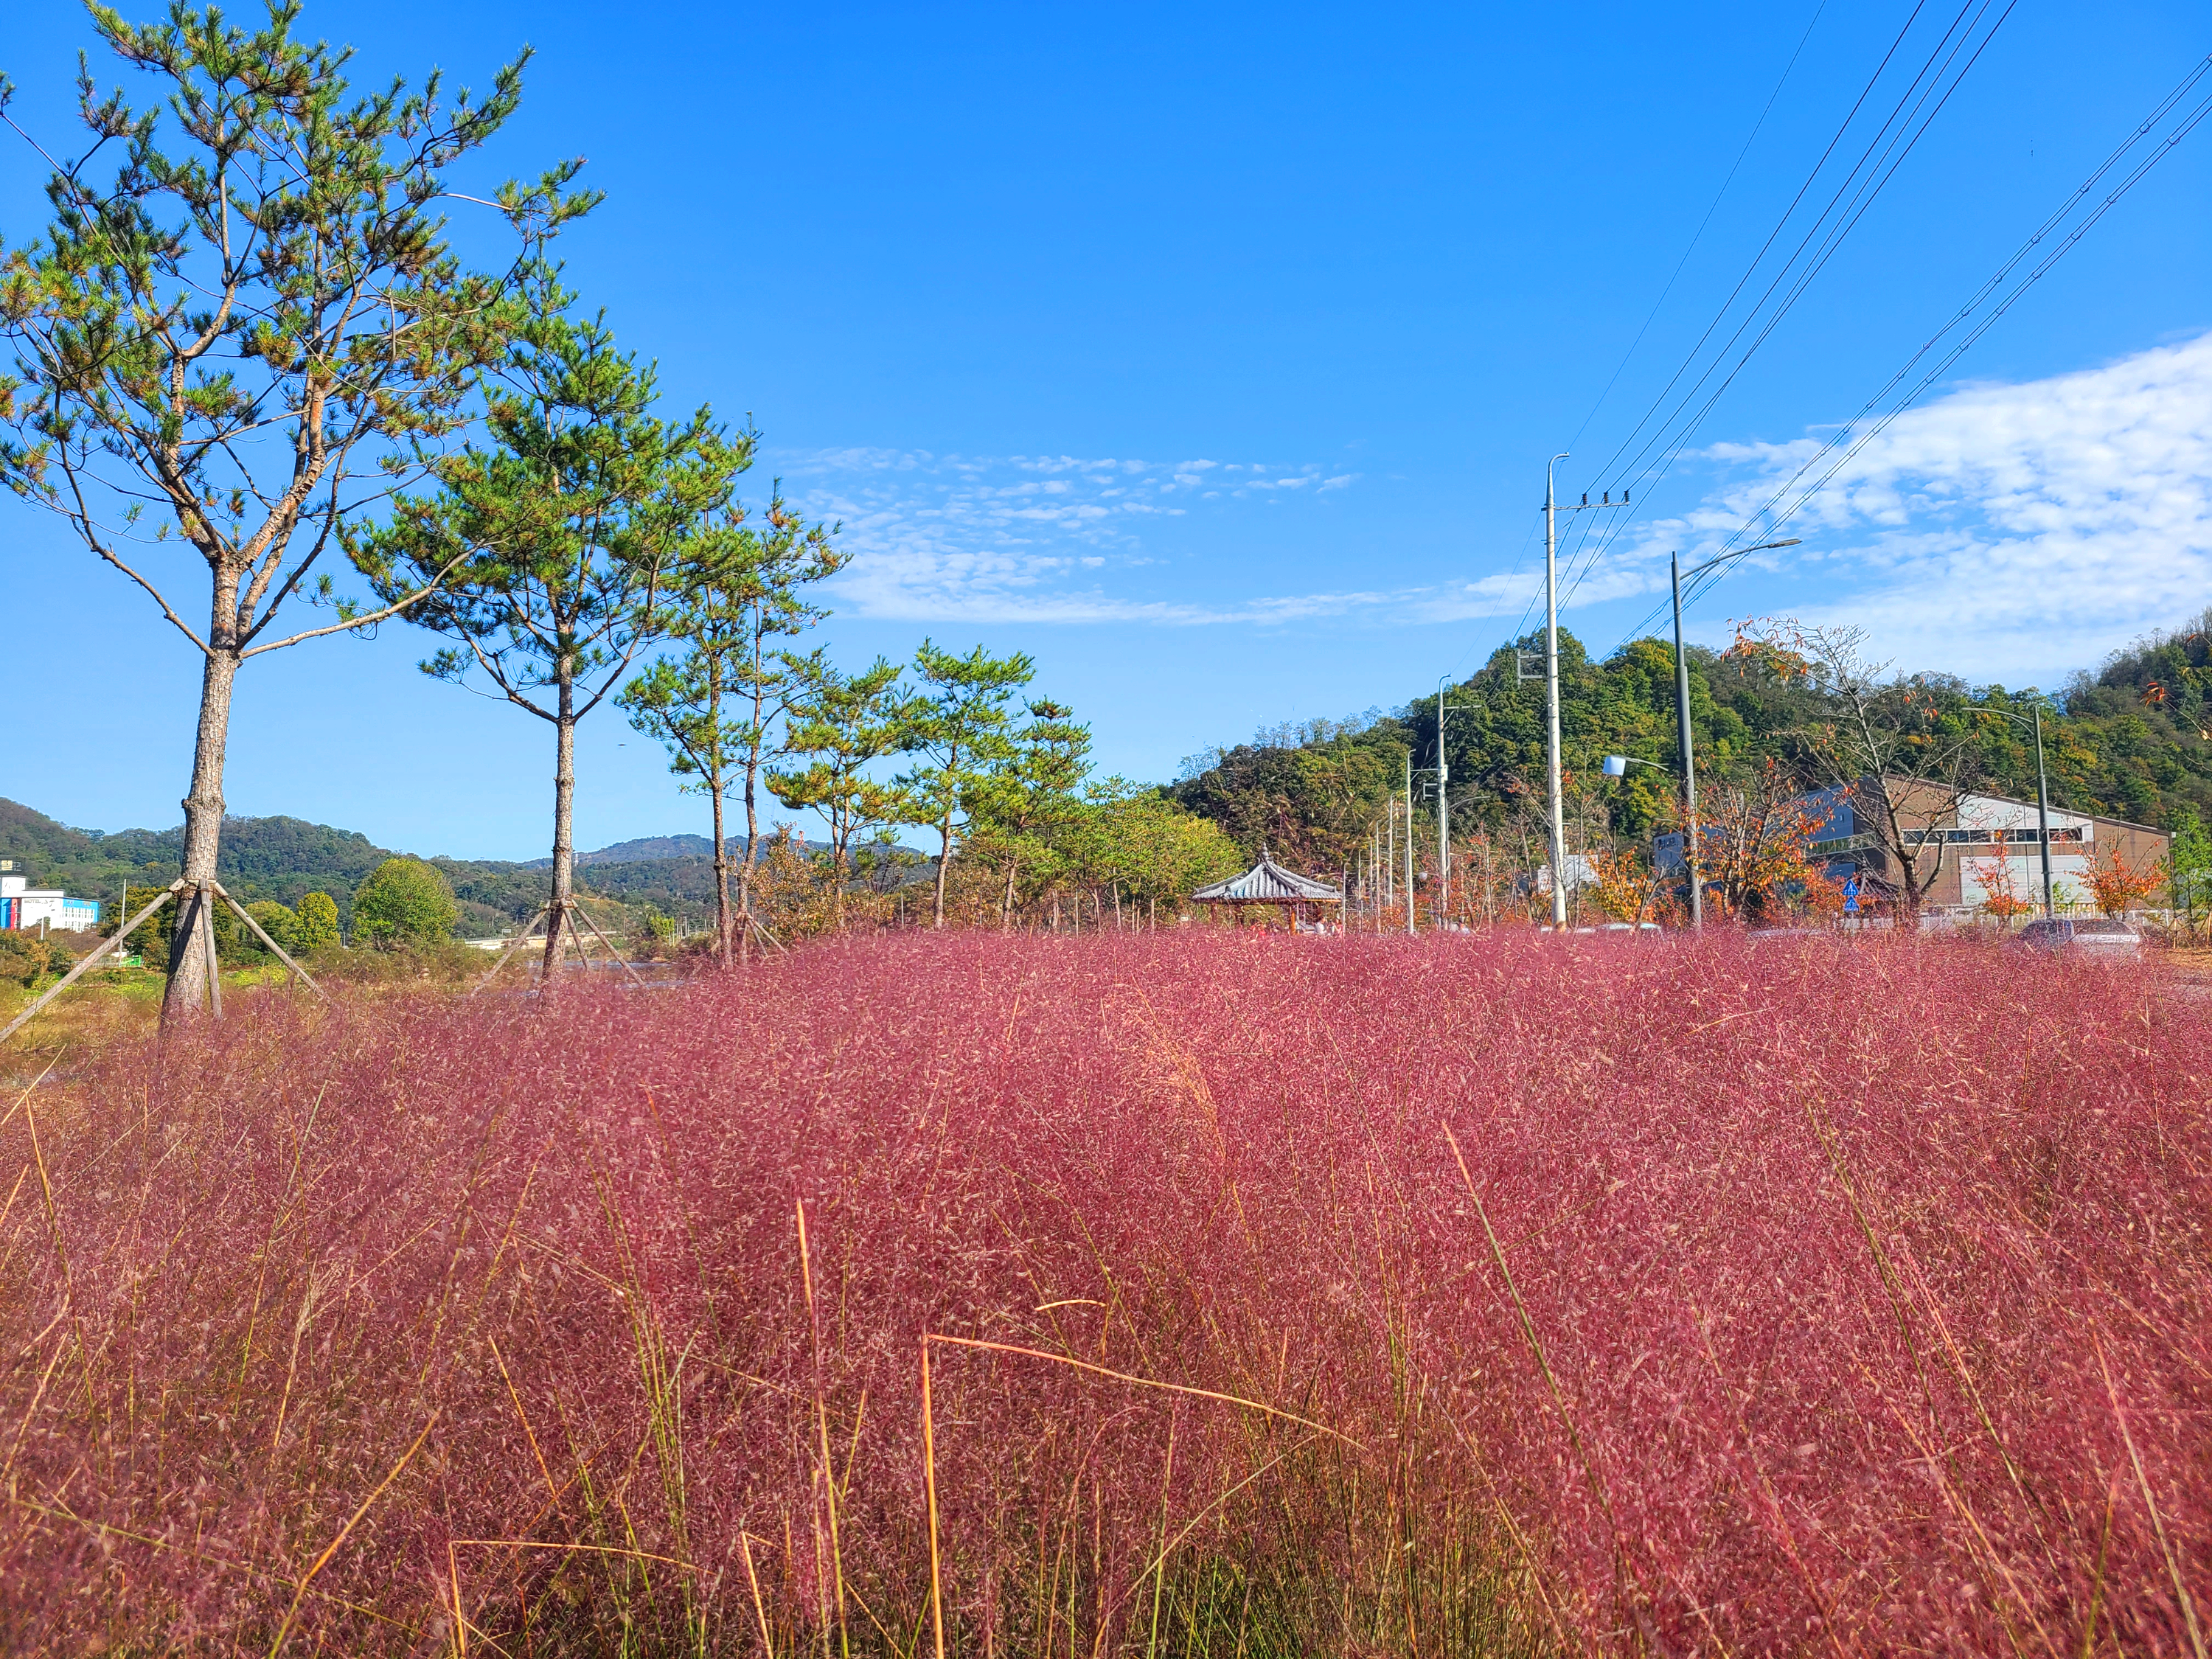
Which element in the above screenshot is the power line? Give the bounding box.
[1590,0,2014,509]
[1614,51,2212,643]
[1573,0,1952,496]
[1458,1,1905,691]
[1560,1,1833,458]
[1554,0,2016,611]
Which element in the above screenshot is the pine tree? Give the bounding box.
[364,267,748,981]
[0,5,587,1024]
[620,485,841,963]
[900,641,1034,928]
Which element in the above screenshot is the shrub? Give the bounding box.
[293,889,342,952]
[350,858,457,949]
[4,933,2206,1655]
[243,898,298,954]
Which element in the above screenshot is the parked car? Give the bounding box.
[2016,917,2142,958]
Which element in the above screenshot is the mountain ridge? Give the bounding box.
[0,801,750,933]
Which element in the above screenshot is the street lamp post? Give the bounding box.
[1403,748,1416,936]
[1668,538,1801,928]
[1981,700,2059,919]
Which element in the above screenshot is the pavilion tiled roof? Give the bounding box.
[1191,851,1343,905]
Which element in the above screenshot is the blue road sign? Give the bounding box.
[1843,876,1862,914]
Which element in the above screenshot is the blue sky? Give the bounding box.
[4,1,2208,859]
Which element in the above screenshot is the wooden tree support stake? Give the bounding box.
[196,886,223,1020]
[212,881,331,1002]
[745,908,787,956]
[472,906,552,994]
[569,899,652,988]
[0,880,184,1048]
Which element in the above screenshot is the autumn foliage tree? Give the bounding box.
[1697,759,1839,924]
[1731,621,1985,915]
[2087,843,2164,919]
[1968,853,2038,921]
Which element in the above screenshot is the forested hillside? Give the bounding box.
[0,802,737,936]
[1172,611,2212,869]
[10,613,2204,920]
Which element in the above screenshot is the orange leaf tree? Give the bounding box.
[2086,844,2163,918]
[1700,759,1843,925]
[1969,854,2038,921]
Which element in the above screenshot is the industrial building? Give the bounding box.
[1800,777,2168,916]
[0,862,102,933]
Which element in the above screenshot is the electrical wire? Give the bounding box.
[1612,51,2212,644]
[1554,0,2016,611]
[1455,1,2010,695]
[1560,1,1833,457]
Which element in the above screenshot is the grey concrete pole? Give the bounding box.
[1545,455,1570,928]
[1436,675,1451,922]
[1672,551,1703,929]
[1405,748,1417,936]
[2034,703,2056,919]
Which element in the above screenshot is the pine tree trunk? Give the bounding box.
[933,808,953,928]
[737,622,765,962]
[708,655,733,968]
[710,772,731,968]
[541,672,577,984]
[161,634,240,1027]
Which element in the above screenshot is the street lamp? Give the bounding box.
[1979,699,2061,919]
[1669,538,1801,928]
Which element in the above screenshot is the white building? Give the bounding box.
[0,863,102,933]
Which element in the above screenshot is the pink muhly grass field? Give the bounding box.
[3,931,2207,1655]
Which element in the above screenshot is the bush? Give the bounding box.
[0,931,67,987]
[350,858,457,950]
[242,899,298,955]
[293,889,341,952]
[7,933,2207,1655]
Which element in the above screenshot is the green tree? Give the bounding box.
[1074,786,1241,925]
[900,641,1034,928]
[293,890,341,953]
[725,491,846,949]
[364,267,748,981]
[243,900,297,955]
[619,483,842,964]
[768,655,917,923]
[0,5,585,1026]
[2167,808,2210,936]
[964,699,1093,930]
[352,858,456,949]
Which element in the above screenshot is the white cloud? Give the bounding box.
[1574,331,2212,676]
[772,447,1368,623]
[768,333,2212,657]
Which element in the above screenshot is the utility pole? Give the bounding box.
[1541,465,1646,928]
[1436,675,1452,924]
[1404,748,1416,936]
[1543,456,1571,928]
[1671,551,1704,930]
[1385,801,1394,913]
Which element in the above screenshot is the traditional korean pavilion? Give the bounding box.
[1191,849,1344,931]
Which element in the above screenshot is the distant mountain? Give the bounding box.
[528,834,747,869]
[0,800,717,936]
